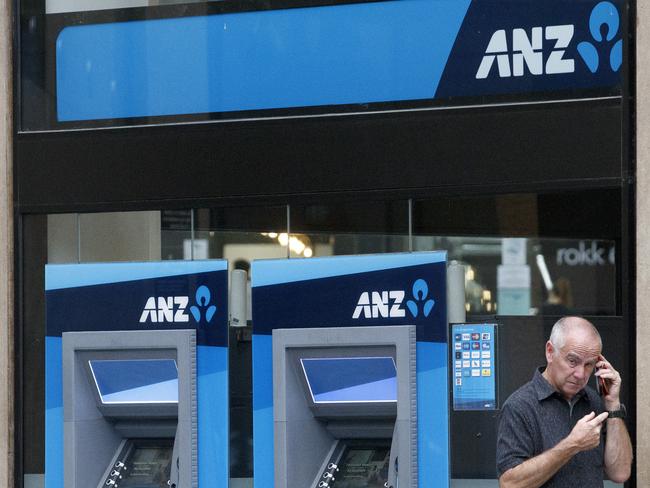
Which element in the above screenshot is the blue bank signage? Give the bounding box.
[53,0,623,124]
[46,261,228,345]
[251,254,447,341]
[251,252,449,488]
[45,261,230,488]
[435,0,623,98]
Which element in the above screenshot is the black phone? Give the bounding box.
[596,367,609,396]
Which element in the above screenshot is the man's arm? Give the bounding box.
[499,411,609,488]
[604,416,633,482]
[596,356,633,483]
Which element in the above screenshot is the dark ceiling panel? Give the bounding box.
[16,100,622,212]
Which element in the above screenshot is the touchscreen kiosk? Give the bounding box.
[273,325,416,488]
[62,329,196,488]
[451,323,498,411]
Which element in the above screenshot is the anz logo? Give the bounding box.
[476,25,575,79]
[476,1,622,79]
[352,279,436,320]
[139,285,217,324]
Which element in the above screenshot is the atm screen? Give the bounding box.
[300,357,397,403]
[330,443,390,488]
[112,439,173,488]
[89,359,178,405]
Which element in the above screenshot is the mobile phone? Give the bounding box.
[596,368,609,396]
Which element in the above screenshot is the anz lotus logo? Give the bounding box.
[139,285,217,324]
[352,279,436,320]
[577,1,623,73]
[476,1,622,79]
[406,279,436,318]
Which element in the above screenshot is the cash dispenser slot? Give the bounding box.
[273,326,417,488]
[63,330,196,488]
[317,439,392,488]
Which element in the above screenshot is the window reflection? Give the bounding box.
[159,225,616,317]
[412,236,615,316]
[46,208,618,317]
[46,0,205,14]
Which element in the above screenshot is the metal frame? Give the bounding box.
[61,329,197,488]
[272,325,417,488]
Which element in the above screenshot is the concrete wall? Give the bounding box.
[637,2,650,486]
[0,0,13,483]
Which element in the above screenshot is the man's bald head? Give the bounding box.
[549,316,602,354]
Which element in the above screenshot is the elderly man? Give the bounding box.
[496,316,632,488]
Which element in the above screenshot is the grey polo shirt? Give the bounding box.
[496,367,606,487]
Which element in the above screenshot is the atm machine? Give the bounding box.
[272,325,417,488]
[61,329,196,488]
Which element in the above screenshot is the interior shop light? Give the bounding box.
[465,266,475,282]
[535,254,553,291]
[261,232,313,258]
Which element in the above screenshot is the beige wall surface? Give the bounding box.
[0,0,12,483]
[638,1,650,486]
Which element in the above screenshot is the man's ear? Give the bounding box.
[545,341,554,363]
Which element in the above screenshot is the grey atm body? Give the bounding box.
[62,329,197,488]
[273,325,417,488]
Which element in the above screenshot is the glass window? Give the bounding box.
[409,236,617,316]
[21,190,625,487]
[413,189,620,316]
[48,211,165,263]
[46,0,186,14]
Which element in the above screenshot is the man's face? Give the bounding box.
[545,328,602,400]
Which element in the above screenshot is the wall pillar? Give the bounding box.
[0,0,13,482]
[637,1,650,486]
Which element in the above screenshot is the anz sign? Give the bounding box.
[476,25,575,79]
[352,279,436,320]
[139,285,217,324]
[475,1,622,80]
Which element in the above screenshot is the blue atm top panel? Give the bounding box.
[252,253,447,342]
[89,359,179,404]
[45,261,229,347]
[301,357,397,403]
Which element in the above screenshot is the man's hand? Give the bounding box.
[567,411,609,452]
[595,355,622,410]
[594,356,633,483]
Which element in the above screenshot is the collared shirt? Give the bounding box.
[496,367,606,487]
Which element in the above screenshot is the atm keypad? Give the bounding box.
[104,459,127,486]
[317,462,339,487]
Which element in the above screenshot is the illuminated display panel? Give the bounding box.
[89,359,178,404]
[451,323,497,410]
[300,357,397,403]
